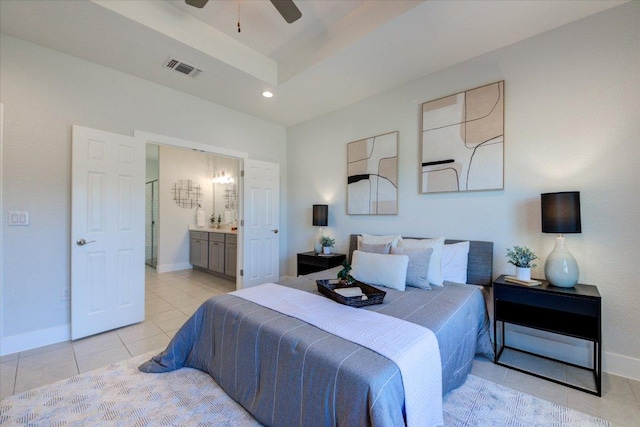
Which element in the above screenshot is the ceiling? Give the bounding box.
[0,0,626,127]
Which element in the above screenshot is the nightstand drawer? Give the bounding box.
[494,285,599,317]
[296,252,346,276]
[300,256,331,268]
[494,300,599,340]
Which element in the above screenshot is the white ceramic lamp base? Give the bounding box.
[544,235,579,288]
[314,228,323,254]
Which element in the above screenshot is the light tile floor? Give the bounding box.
[0,267,235,400]
[471,350,640,427]
[2,268,639,427]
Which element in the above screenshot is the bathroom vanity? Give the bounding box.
[189,228,237,278]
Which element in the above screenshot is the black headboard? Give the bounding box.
[348,235,494,287]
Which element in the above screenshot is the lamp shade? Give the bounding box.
[541,192,581,234]
[312,204,328,227]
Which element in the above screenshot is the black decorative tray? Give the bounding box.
[316,279,386,308]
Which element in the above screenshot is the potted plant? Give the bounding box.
[210,213,216,229]
[320,236,335,255]
[506,245,538,281]
[336,259,355,286]
[217,214,222,229]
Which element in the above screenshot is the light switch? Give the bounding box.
[8,211,29,226]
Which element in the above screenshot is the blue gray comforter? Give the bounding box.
[140,267,493,426]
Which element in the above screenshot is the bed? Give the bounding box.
[140,235,494,427]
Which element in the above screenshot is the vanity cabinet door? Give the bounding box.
[189,232,209,269]
[225,242,237,277]
[208,234,225,273]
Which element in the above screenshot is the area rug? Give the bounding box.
[0,352,610,426]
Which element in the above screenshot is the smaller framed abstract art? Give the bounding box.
[347,131,398,215]
[421,81,504,194]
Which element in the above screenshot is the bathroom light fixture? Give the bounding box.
[212,171,234,184]
[541,191,581,287]
[262,91,273,98]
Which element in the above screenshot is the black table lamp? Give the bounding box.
[312,205,328,253]
[541,191,581,287]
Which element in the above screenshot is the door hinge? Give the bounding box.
[241,170,244,177]
[240,269,244,276]
[241,220,244,227]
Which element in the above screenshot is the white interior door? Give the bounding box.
[242,159,280,288]
[71,125,145,340]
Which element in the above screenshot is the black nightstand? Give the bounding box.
[297,252,346,276]
[493,274,601,396]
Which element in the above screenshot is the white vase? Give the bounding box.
[323,246,331,255]
[516,267,531,281]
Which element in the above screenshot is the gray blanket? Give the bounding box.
[140,268,492,427]
[279,268,494,394]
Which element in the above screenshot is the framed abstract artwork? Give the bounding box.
[347,131,398,215]
[420,81,504,193]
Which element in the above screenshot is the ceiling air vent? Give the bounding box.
[162,57,202,78]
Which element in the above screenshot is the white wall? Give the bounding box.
[157,146,215,273]
[0,35,287,354]
[286,3,639,378]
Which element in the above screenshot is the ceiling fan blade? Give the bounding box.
[185,0,209,8]
[270,0,302,24]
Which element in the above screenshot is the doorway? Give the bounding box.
[145,143,241,286]
[136,130,280,289]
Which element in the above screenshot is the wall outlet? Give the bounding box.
[61,288,71,300]
[8,211,29,226]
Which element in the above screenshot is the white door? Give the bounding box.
[71,125,145,340]
[242,159,280,288]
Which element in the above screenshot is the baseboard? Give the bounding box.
[505,328,640,381]
[156,262,192,273]
[604,351,640,381]
[0,324,70,356]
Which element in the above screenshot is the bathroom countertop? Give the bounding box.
[189,226,237,234]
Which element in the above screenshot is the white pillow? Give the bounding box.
[442,241,470,284]
[351,250,409,291]
[398,237,445,286]
[357,234,402,250]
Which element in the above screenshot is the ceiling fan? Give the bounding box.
[185,0,302,24]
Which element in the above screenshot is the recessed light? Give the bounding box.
[262,91,274,98]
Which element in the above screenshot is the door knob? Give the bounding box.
[76,239,96,246]
[272,229,279,234]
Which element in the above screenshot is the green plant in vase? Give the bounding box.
[506,245,538,281]
[506,246,538,268]
[320,236,335,255]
